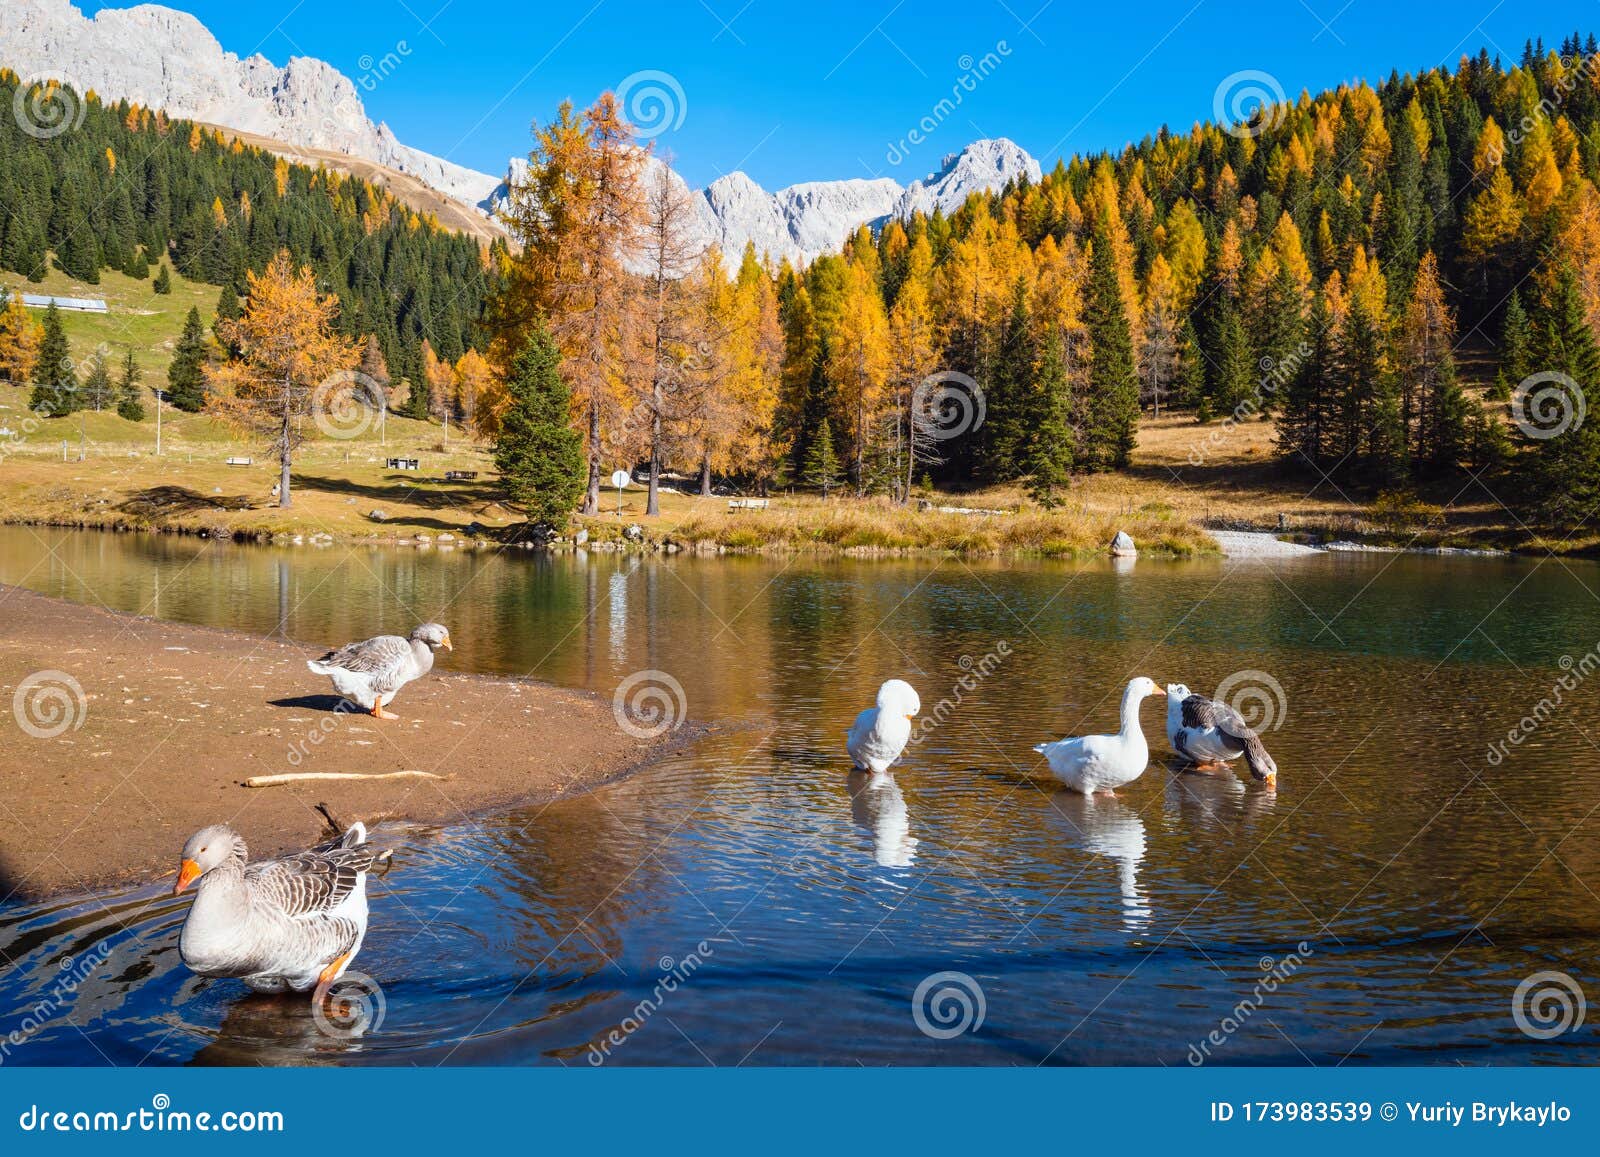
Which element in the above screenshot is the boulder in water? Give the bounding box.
[1110,531,1137,557]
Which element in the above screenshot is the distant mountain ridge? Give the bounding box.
[2,0,1042,263]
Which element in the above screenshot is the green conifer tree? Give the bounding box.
[30,302,77,416]
[166,307,208,411]
[492,322,586,526]
[116,349,145,421]
[1082,220,1140,469]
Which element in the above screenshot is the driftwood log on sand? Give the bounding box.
[244,769,449,788]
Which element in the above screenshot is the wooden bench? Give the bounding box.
[727,498,770,511]
[386,457,420,471]
[444,470,478,481]
[225,456,253,466]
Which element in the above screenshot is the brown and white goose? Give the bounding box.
[172,823,389,994]
[306,623,451,718]
[1164,682,1279,785]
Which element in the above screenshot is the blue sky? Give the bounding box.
[82,0,1595,189]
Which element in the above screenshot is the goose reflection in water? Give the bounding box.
[1162,759,1278,830]
[1047,793,1151,930]
[847,769,918,868]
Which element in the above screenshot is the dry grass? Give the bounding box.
[0,397,1562,555]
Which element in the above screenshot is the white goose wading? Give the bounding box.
[845,679,922,774]
[174,823,388,994]
[1033,676,1164,794]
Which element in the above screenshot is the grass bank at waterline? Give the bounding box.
[0,392,1547,555]
[0,584,685,900]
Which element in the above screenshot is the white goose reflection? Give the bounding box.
[1048,793,1150,930]
[847,769,918,868]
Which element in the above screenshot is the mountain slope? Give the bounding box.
[2,0,1041,263]
[0,0,501,206]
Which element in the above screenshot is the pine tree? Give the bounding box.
[1279,291,1333,466]
[1499,288,1531,388]
[167,307,208,411]
[81,356,113,411]
[152,264,172,295]
[1082,221,1140,470]
[30,303,76,416]
[492,322,586,525]
[1526,266,1600,527]
[1209,301,1256,419]
[1025,330,1075,505]
[803,416,843,496]
[116,349,145,421]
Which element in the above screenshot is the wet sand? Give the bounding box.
[0,584,683,901]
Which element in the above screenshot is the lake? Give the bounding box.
[0,526,1597,1065]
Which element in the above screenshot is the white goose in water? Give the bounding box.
[1033,676,1163,795]
[173,823,389,994]
[1165,683,1279,786]
[307,623,451,719]
[846,679,921,773]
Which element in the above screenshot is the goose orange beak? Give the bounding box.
[172,858,202,895]
[441,635,453,651]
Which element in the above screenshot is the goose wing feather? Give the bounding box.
[313,635,413,694]
[245,844,384,919]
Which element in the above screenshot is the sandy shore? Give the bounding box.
[0,584,683,901]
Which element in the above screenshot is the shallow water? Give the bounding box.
[0,527,1597,1065]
